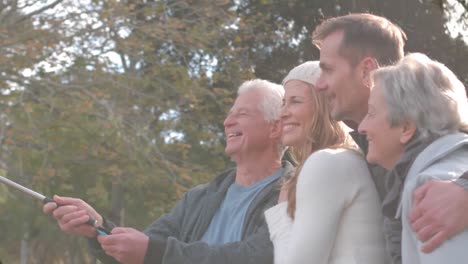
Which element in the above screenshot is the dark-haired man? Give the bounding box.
[312,13,468,264]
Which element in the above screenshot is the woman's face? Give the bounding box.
[358,85,408,170]
[281,80,315,147]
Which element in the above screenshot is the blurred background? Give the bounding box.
[0,0,467,263]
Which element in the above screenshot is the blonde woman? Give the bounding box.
[265,61,388,264]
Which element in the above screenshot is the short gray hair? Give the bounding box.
[372,53,468,140]
[237,79,285,122]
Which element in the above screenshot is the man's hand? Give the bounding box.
[410,180,468,253]
[98,227,149,264]
[42,195,103,238]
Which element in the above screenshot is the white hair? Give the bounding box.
[372,53,468,140]
[237,79,285,122]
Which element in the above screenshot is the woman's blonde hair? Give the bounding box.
[282,62,355,218]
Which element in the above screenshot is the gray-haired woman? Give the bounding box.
[358,52,468,264]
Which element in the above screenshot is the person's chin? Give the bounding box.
[366,153,377,165]
[282,135,300,147]
[225,146,237,156]
[330,109,345,121]
[366,154,385,168]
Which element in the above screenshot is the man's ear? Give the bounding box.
[360,57,379,88]
[400,120,416,145]
[270,119,282,139]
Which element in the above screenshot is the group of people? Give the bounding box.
[43,13,468,264]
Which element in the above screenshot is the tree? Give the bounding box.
[0,0,466,262]
[1,0,247,262]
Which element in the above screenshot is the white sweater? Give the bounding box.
[265,148,389,264]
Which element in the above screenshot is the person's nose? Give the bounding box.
[280,102,291,121]
[315,74,327,91]
[358,119,368,135]
[223,113,235,128]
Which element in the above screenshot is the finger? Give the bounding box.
[421,230,447,253]
[54,195,101,222]
[59,215,93,234]
[111,227,124,234]
[411,205,441,234]
[413,181,431,205]
[61,210,88,225]
[409,204,423,224]
[97,234,106,244]
[416,224,437,242]
[54,195,85,206]
[410,184,431,222]
[59,215,87,230]
[43,202,58,214]
[111,227,132,234]
[52,205,78,219]
[101,243,122,260]
[98,233,119,246]
[410,210,427,233]
[410,199,435,226]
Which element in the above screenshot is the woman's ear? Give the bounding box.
[400,120,416,144]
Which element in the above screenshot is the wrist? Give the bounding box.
[454,175,468,192]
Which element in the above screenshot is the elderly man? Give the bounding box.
[312,13,468,264]
[43,79,293,264]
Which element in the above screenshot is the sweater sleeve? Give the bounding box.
[401,146,468,264]
[404,174,468,264]
[409,225,468,264]
[276,149,366,264]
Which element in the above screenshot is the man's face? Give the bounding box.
[223,89,276,161]
[315,31,370,124]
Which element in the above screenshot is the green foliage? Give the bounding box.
[0,0,466,262]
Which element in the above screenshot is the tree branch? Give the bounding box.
[14,0,65,24]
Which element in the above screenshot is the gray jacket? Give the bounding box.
[397,133,468,264]
[91,162,294,264]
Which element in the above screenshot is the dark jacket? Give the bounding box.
[90,162,294,264]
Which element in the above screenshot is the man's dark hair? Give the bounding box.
[312,13,407,67]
